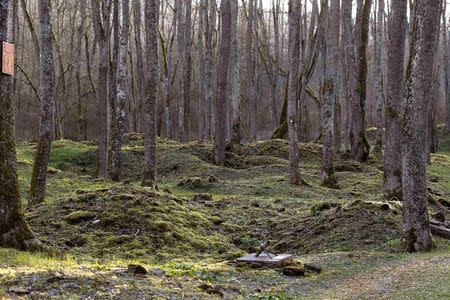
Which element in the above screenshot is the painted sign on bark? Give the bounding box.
[2,42,15,76]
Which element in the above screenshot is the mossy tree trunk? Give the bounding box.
[384,0,407,200]
[287,0,301,185]
[402,0,441,253]
[29,0,55,205]
[0,0,40,250]
[214,0,231,166]
[320,0,339,189]
[142,0,159,187]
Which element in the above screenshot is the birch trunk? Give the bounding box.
[142,0,159,187]
[29,0,55,205]
[384,0,407,200]
[402,0,441,252]
[0,0,40,250]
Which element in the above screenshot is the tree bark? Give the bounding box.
[402,0,441,253]
[29,0,55,205]
[0,0,40,250]
[198,0,206,140]
[134,0,145,133]
[351,0,372,162]
[142,0,159,187]
[184,0,193,141]
[214,0,231,166]
[76,0,87,141]
[373,0,385,159]
[287,0,301,185]
[204,0,216,140]
[320,0,339,189]
[111,0,131,182]
[384,0,407,200]
[91,0,111,178]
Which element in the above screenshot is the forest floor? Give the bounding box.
[1,127,450,299]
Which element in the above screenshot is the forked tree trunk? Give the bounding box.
[29,0,55,205]
[214,0,231,166]
[111,0,131,182]
[384,0,407,200]
[0,0,40,250]
[287,0,301,185]
[142,0,159,187]
[320,0,339,189]
[402,0,441,253]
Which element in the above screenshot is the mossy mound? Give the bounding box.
[272,200,402,254]
[240,139,322,161]
[27,186,235,262]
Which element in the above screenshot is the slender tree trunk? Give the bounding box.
[384,0,407,200]
[228,0,241,151]
[287,0,301,185]
[204,0,216,140]
[109,0,120,168]
[214,0,231,165]
[373,0,385,159]
[134,0,145,133]
[0,0,40,250]
[244,0,255,142]
[198,0,206,140]
[443,2,450,134]
[184,0,192,141]
[91,0,111,178]
[111,0,131,182]
[351,0,372,162]
[402,0,441,253]
[176,0,186,141]
[250,0,258,142]
[320,0,339,189]
[76,0,87,141]
[142,0,159,187]
[29,0,55,205]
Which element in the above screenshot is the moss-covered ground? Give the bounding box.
[1,128,449,299]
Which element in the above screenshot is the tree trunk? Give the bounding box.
[111,0,131,182]
[228,0,241,151]
[402,0,441,253]
[287,0,301,185]
[134,0,145,133]
[29,0,55,205]
[351,0,372,162]
[0,0,40,251]
[373,0,385,159]
[184,0,192,141]
[243,0,254,142]
[91,0,111,178]
[142,0,159,187]
[320,0,339,189]
[443,2,450,134]
[384,0,407,200]
[176,0,186,141]
[214,0,231,166]
[76,0,87,141]
[198,0,206,140]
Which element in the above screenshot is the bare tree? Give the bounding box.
[320,0,339,189]
[142,0,159,187]
[373,0,384,159]
[214,0,232,166]
[0,0,40,250]
[384,0,407,200]
[184,0,193,140]
[402,0,441,252]
[287,0,301,185]
[29,0,55,205]
[111,0,131,182]
[91,0,112,178]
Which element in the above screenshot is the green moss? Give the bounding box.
[65,211,96,223]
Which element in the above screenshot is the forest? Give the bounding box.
[0,0,450,298]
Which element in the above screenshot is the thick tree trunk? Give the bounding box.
[214,0,231,166]
[384,0,407,200]
[320,0,339,189]
[142,0,159,187]
[402,0,441,253]
[91,0,111,178]
[111,0,131,182]
[0,0,40,250]
[29,0,55,205]
[287,0,301,185]
[373,0,385,159]
[351,0,372,162]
